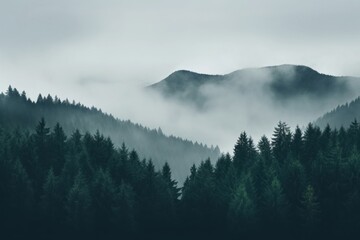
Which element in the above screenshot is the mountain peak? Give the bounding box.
[267,64,321,75]
[150,69,223,95]
[227,64,321,76]
[149,65,357,109]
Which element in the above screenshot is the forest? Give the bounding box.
[2,114,360,239]
[315,96,360,129]
[0,87,220,183]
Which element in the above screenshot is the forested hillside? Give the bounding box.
[147,65,360,150]
[0,86,220,182]
[150,65,359,109]
[2,119,360,239]
[0,119,180,239]
[315,96,360,129]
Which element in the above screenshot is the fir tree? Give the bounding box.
[271,121,291,165]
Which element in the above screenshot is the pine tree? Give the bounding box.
[302,123,321,170]
[69,130,82,155]
[113,181,136,235]
[34,118,50,178]
[162,162,181,201]
[65,171,92,232]
[348,119,360,151]
[215,154,232,180]
[234,132,257,173]
[181,159,218,232]
[41,168,63,232]
[258,135,272,166]
[282,158,306,228]
[271,121,291,165]
[299,185,320,236]
[50,123,67,174]
[0,158,34,235]
[91,168,117,235]
[252,158,270,212]
[291,126,303,161]
[262,176,287,232]
[228,183,256,236]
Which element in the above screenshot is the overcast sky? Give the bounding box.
[1,0,360,150]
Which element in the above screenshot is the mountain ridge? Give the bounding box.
[0,86,220,183]
[149,65,360,109]
[314,96,360,129]
[150,64,347,88]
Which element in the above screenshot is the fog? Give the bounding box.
[1,0,360,153]
[145,65,360,153]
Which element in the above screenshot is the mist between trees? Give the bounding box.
[2,115,360,239]
[0,86,220,184]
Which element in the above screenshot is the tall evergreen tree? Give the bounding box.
[91,168,117,235]
[291,126,303,161]
[299,185,320,237]
[41,168,63,232]
[258,135,273,166]
[302,123,321,170]
[162,162,181,201]
[65,171,92,232]
[271,121,291,165]
[50,123,67,175]
[234,132,257,173]
[34,118,51,181]
[228,183,256,237]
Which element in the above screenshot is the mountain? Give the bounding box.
[149,70,224,108]
[0,86,220,183]
[148,65,360,150]
[149,65,360,109]
[315,96,360,129]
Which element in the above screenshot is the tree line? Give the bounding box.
[315,95,360,129]
[2,118,360,239]
[0,86,220,183]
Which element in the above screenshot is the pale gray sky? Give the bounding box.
[1,0,360,151]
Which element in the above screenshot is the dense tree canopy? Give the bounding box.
[2,108,360,239]
[0,86,220,183]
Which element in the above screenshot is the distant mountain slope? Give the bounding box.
[148,65,360,150]
[149,65,360,109]
[315,96,360,129]
[149,70,224,107]
[0,86,220,182]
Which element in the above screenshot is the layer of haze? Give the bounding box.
[1,0,360,153]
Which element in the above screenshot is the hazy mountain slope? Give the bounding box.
[150,65,359,108]
[148,65,360,151]
[149,70,224,108]
[0,87,220,182]
[314,96,360,129]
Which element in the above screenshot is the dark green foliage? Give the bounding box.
[233,132,257,173]
[272,121,291,165]
[258,135,273,165]
[41,168,63,233]
[228,183,256,236]
[0,120,180,239]
[315,96,360,130]
[65,171,93,232]
[291,126,303,160]
[299,185,320,237]
[181,159,220,235]
[180,121,360,239]
[0,87,220,183]
[2,104,360,239]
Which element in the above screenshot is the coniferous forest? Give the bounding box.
[2,1,360,239]
[2,107,360,239]
[0,87,220,183]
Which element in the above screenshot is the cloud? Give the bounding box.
[77,77,113,86]
[1,0,360,155]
